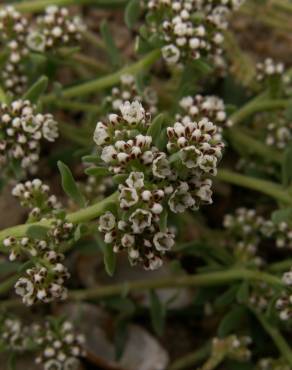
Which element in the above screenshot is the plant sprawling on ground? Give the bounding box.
[1,0,292,369]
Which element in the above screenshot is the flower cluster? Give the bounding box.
[105,74,158,115]
[0,100,58,176]
[257,358,291,370]
[3,180,74,306]
[28,5,84,52]
[0,316,30,352]
[274,270,292,321]
[211,335,252,362]
[224,207,292,265]
[256,58,285,82]
[264,116,292,150]
[94,100,224,269]
[145,0,244,66]
[0,6,29,95]
[176,94,232,132]
[223,208,265,264]
[34,320,85,370]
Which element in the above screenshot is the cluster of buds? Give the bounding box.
[0,6,29,95]
[145,0,244,66]
[12,178,61,220]
[262,220,292,250]
[223,208,265,264]
[0,100,58,175]
[274,270,292,321]
[257,358,292,370]
[94,100,224,269]
[264,116,292,150]
[83,176,114,201]
[105,74,158,115]
[34,320,86,370]
[3,180,74,306]
[0,316,31,352]
[176,94,232,132]
[256,58,285,82]
[249,282,275,313]
[28,5,84,52]
[209,335,252,363]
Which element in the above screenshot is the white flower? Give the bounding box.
[94,122,109,146]
[126,172,144,189]
[129,209,152,233]
[121,234,135,248]
[197,154,217,174]
[44,360,62,370]
[98,211,116,232]
[153,231,174,251]
[119,186,139,209]
[15,277,34,298]
[180,146,202,168]
[26,31,46,52]
[120,101,145,124]
[101,145,117,163]
[152,153,171,178]
[42,116,59,142]
[168,183,195,213]
[283,271,292,286]
[162,44,180,65]
[64,358,80,370]
[148,256,163,270]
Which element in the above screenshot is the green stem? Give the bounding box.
[199,352,225,370]
[0,275,18,295]
[217,169,292,204]
[230,99,290,126]
[42,49,161,103]
[268,259,292,272]
[252,309,292,366]
[228,128,283,165]
[2,0,129,13]
[0,192,118,245]
[69,269,283,301]
[168,342,211,370]
[54,100,101,113]
[73,53,109,73]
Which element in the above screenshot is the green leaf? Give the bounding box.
[271,208,292,224]
[7,353,16,370]
[214,285,238,308]
[26,225,49,239]
[218,305,247,337]
[0,85,8,103]
[74,224,88,242]
[150,290,165,336]
[85,166,110,177]
[96,231,116,276]
[125,0,141,29]
[282,145,292,187]
[0,261,21,276]
[100,20,122,68]
[113,174,128,185]
[159,208,168,232]
[82,155,101,164]
[23,75,48,103]
[58,161,86,207]
[18,260,35,274]
[147,113,165,146]
[236,281,249,303]
[103,244,116,276]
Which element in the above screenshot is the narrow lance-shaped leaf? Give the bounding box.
[272,208,292,224]
[125,0,141,29]
[100,20,122,68]
[26,225,49,239]
[282,144,292,187]
[147,113,165,146]
[57,161,86,207]
[96,232,117,276]
[150,290,166,336]
[23,75,48,103]
[84,166,110,177]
